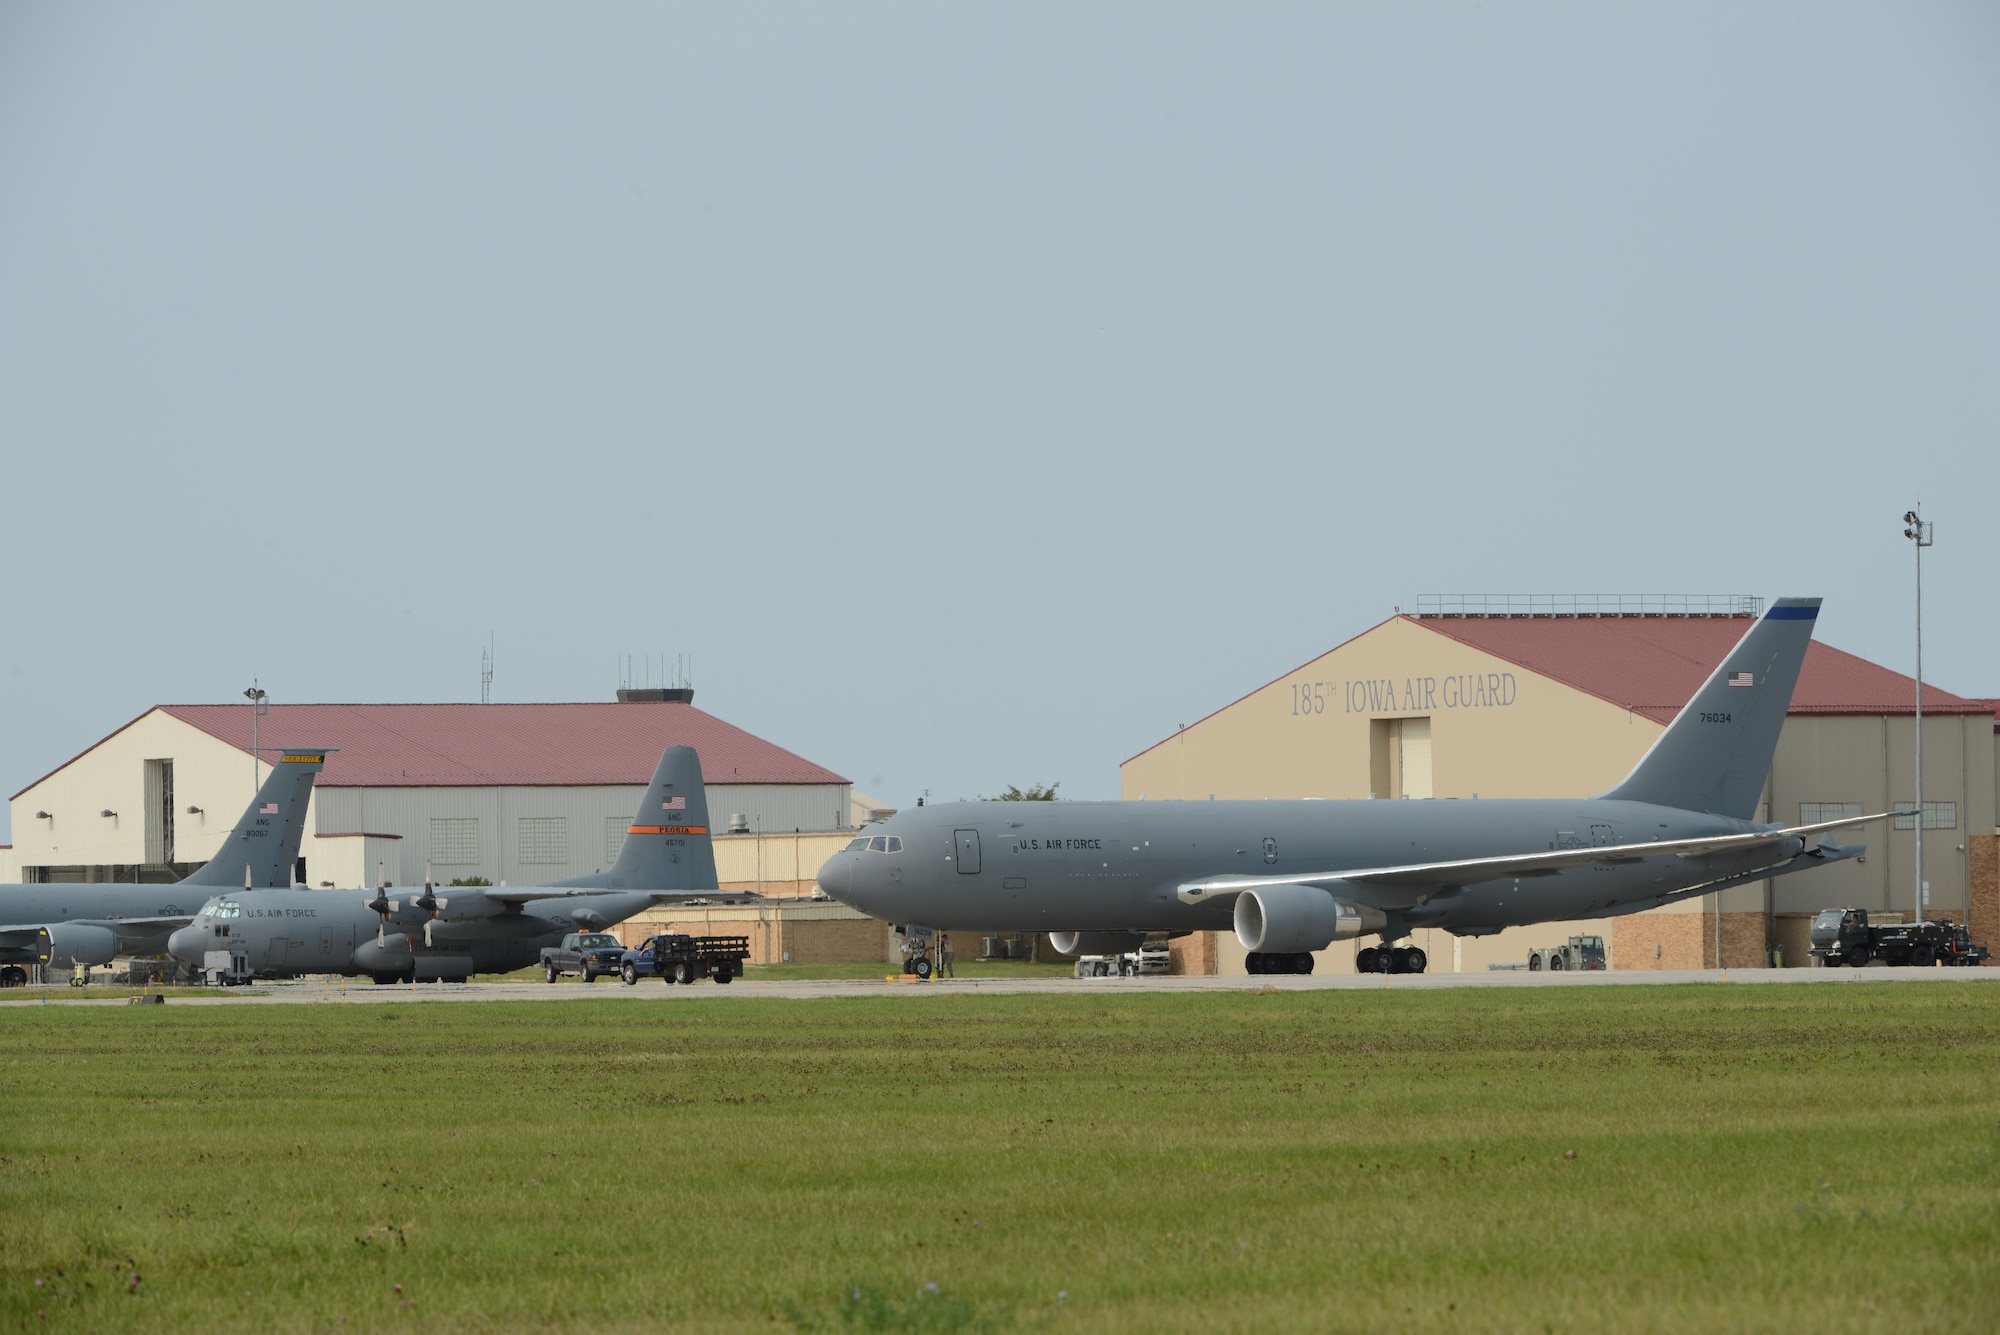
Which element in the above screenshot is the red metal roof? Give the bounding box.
[1409,615,1990,723]
[149,702,849,789]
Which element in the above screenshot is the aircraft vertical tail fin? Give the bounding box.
[1597,598,1819,819]
[604,746,719,891]
[179,749,328,887]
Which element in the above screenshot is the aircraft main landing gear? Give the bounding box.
[1245,951,1315,975]
[1357,945,1428,975]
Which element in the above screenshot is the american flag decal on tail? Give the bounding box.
[260,802,279,814]
[662,795,686,812]
[1727,671,1755,688]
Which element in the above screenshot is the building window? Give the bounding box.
[518,817,568,864]
[605,817,627,866]
[1892,801,1956,831]
[430,818,480,864]
[1800,802,1863,826]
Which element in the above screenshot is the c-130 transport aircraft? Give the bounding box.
[0,750,327,984]
[168,746,744,983]
[817,598,1886,974]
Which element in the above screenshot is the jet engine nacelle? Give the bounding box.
[1049,930,1147,958]
[39,923,120,967]
[1233,884,1386,954]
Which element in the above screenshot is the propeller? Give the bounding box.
[364,863,399,946]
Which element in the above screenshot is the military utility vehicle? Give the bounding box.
[1808,908,1989,967]
[1526,935,1608,971]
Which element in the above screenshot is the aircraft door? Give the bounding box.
[954,829,981,875]
[265,935,289,969]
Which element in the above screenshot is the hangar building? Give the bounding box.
[5,691,867,902]
[1121,596,1999,974]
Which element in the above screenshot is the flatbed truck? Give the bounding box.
[620,933,750,985]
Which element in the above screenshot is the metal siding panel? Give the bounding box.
[702,784,851,834]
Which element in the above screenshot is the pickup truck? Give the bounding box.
[619,933,751,985]
[540,932,629,983]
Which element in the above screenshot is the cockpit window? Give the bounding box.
[213,901,241,919]
[886,837,901,853]
[864,836,903,853]
[844,838,870,852]
[869,836,888,852]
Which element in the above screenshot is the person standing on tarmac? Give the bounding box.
[939,934,955,978]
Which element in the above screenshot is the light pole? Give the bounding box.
[244,681,269,798]
[1902,507,1933,924]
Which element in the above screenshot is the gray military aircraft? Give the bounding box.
[0,750,326,984]
[167,745,741,982]
[818,598,1885,973]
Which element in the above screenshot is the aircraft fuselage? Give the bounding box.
[817,797,1797,936]
[168,888,659,977]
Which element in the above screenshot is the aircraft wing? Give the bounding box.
[475,889,761,905]
[0,916,195,942]
[1177,811,1890,903]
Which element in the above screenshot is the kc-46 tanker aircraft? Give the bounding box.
[0,750,327,984]
[169,745,741,982]
[818,598,1887,974]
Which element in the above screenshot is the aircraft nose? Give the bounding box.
[816,852,850,899]
[167,925,205,964]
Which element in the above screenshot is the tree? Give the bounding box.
[985,782,1060,801]
[448,875,493,887]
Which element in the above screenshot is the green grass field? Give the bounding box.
[2,984,1996,1332]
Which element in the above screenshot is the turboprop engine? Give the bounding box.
[38,923,120,967]
[1233,884,1386,954]
[1049,930,1147,958]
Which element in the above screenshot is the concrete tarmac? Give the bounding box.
[18,964,1998,1007]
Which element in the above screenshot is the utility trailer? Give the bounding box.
[1808,908,1989,968]
[620,933,750,985]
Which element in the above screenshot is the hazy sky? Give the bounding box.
[3,3,1996,841]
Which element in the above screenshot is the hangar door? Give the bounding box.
[1399,718,1432,799]
[1369,717,1433,800]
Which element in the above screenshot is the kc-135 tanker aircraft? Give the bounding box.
[0,750,327,984]
[168,746,739,982]
[818,598,1887,974]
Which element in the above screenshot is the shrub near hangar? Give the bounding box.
[1119,595,1998,975]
